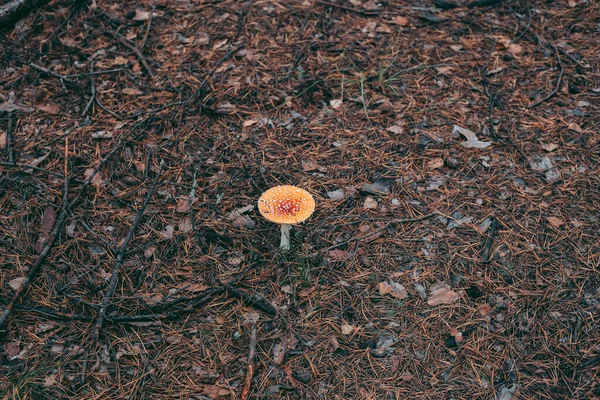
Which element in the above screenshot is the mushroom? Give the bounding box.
[258,185,315,251]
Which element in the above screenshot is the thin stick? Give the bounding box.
[241,323,258,400]
[91,160,165,339]
[6,111,16,164]
[528,44,563,108]
[0,137,69,330]
[109,31,155,78]
[220,281,277,315]
[27,62,76,84]
[481,217,499,262]
[0,161,67,178]
[82,60,96,117]
[321,212,438,252]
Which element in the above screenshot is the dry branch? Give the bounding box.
[91,160,165,339]
[240,323,258,400]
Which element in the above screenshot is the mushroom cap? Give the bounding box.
[258,185,315,225]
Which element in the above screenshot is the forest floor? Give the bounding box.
[1,0,599,398]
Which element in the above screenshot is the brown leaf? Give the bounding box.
[452,125,492,149]
[567,122,582,133]
[0,131,6,149]
[427,282,463,306]
[178,217,193,233]
[341,323,355,335]
[541,143,558,152]
[36,102,60,114]
[378,281,408,299]
[301,157,318,171]
[122,87,144,95]
[84,168,105,189]
[8,277,25,291]
[175,197,191,213]
[4,341,20,359]
[298,285,317,298]
[390,15,409,26]
[132,9,151,21]
[478,303,492,317]
[427,158,444,169]
[44,374,58,387]
[547,216,564,228]
[40,206,55,236]
[161,225,174,239]
[355,222,385,242]
[329,249,348,260]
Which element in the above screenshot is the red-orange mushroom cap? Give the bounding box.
[258,185,315,225]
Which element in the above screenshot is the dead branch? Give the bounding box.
[220,281,277,315]
[109,31,155,78]
[0,136,127,332]
[5,112,16,163]
[528,44,564,108]
[91,160,165,339]
[240,323,258,400]
[481,217,499,262]
[0,138,69,332]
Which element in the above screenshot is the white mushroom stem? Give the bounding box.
[280,224,292,251]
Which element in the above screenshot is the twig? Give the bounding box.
[528,44,563,108]
[109,31,155,78]
[27,62,76,84]
[480,38,499,140]
[140,8,153,50]
[316,0,379,16]
[481,217,499,262]
[241,323,258,400]
[0,137,69,331]
[91,160,165,339]
[5,112,16,164]
[82,60,96,117]
[512,7,533,43]
[321,212,438,252]
[0,161,66,178]
[220,281,277,315]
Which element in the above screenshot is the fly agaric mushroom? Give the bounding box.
[258,185,315,250]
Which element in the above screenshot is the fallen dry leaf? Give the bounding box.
[161,225,174,239]
[427,281,463,306]
[36,102,60,114]
[0,131,6,149]
[428,158,444,169]
[378,281,408,299]
[8,277,25,291]
[341,323,355,335]
[122,87,144,95]
[452,125,492,149]
[328,249,348,260]
[541,143,558,152]
[391,15,409,26]
[301,157,318,171]
[387,124,404,134]
[330,99,343,109]
[567,122,582,133]
[547,216,564,228]
[132,9,151,21]
[44,374,58,387]
[84,168,105,189]
[4,341,20,359]
[175,197,191,213]
[178,217,193,233]
[363,196,378,209]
